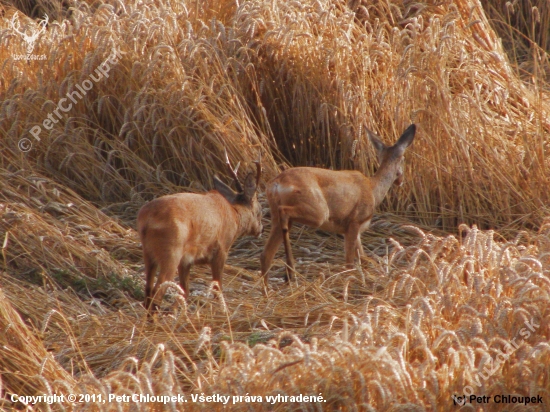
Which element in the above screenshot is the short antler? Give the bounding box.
[253,151,262,188]
[224,148,243,193]
[350,139,360,170]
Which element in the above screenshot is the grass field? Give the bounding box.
[1,0,550,410]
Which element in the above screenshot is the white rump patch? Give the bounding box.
[147,219,169,230]
[272,183,295,196]
[359,219,372,232]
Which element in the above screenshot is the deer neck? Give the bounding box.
[232,204,250,237]
[370,164,396,207]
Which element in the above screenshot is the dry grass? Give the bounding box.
[1,0,550,410]
[1,0,549,229]
[480,0,550,81]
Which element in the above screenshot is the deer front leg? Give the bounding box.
[210,248,227,294]
[344,224,363,268]
[178,260,192,298]
[355,219,371,263]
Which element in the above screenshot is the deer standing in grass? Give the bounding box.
[260,124,416,286]
[137,152,262,312]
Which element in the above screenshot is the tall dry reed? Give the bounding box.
[0,0,548,230]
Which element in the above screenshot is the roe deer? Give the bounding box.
[260,124,416,286]
[137,152,262,312]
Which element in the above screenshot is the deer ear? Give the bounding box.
[243,173,258,202]
[366,128,387,161]
[393,124,416,156]
[213,175,238,204]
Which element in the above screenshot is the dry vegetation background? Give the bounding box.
[1,0,550,410]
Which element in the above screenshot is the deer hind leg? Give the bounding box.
[144,252,158,312]
[279,207,295,282]
[150,256,180,312]
[278,202,329,281]
[260,221,284,287]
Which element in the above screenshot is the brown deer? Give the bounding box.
[260,124,416,286]
[137,152,262,312]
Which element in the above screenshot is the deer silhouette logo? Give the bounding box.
[10,12,48,55]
